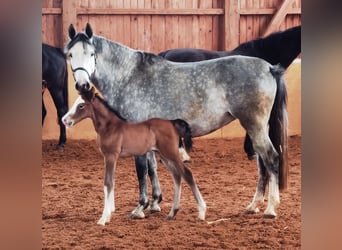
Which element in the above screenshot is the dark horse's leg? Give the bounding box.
[48,87,67,149]
[130,152,162,219]
[42,97,47,125]
[244,133,256,160]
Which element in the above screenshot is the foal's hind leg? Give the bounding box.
[179,163,206,220]
[162,157,206,220]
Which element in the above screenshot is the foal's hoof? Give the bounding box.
[263,209,277,218]
[97,217,109,226]
[244,207,260,214]
[263,213,277,219]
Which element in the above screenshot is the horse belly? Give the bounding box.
[120,130,156,156]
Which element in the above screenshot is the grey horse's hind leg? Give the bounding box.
[247,130,280,217]
[147,151,162,212]
[245,155,269,213]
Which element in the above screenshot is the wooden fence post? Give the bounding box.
[62,0,78,46]
[223,0,240,50]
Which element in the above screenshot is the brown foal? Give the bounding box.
[62,87,206,225]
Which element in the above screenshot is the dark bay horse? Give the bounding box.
[159,25,301,160]
[42,43,69,149]
[65,23,288,219]
[62,87,206,225]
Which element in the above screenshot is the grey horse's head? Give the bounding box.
[65,23,96,92]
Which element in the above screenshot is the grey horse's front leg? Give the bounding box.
[147,151,162,212]
[130,152,162,219]
[130,154,149,219]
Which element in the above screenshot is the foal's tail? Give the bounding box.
[172,119,193,152]
[269,65,288,190]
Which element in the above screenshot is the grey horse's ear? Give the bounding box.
[68,24,76,39]
[85,23,93,39]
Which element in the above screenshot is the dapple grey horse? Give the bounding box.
[65,23,288,219]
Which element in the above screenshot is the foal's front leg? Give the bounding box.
[97,154,117,226]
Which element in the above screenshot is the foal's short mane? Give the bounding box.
[94,93,127,121]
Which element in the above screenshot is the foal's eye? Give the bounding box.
[78,104,85,109]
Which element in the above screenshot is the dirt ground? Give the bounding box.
[42,135,301,249]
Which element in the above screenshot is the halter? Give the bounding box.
[70,52,97,82]
[71,67,92,79]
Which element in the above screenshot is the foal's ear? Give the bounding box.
[68,24,76,39]
[80,86,95,102]
[85,23,93,39]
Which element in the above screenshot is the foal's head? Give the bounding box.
[62,87,96,128]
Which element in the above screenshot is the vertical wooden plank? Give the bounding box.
[198,0,212,49]
[62,0,78,45]
[253,0,260,38]
[192,0,200,49]
[239,0,246,44]
[246,0,253,41]
[164,0,175,50]
[211,0,220,50]
[151,0,165,53]
[78,0,89,30]
[144,0,152,51]
[183,0,194,48]
[259,0,267,35]
[225,0,239,49]
[170,0,179,49]
[123,0,131,46]
[177,0,186,48]
[130,0,139,50]
[114,0,125,44]
[136,0,145,50]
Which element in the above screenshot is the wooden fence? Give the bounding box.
[42,0,301,53]
[42,0,301,140]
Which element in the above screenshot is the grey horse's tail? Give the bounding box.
[269,65,288,190]
[172,119,193,152]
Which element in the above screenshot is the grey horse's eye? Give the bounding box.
[69,53,73,58]
[91,53,95,57]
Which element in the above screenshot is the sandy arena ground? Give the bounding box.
[42,135,301,249]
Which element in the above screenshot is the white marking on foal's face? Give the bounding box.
[62,96,86,128]
[67,42,96,86]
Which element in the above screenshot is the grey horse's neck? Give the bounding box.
[91,35,138,93]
